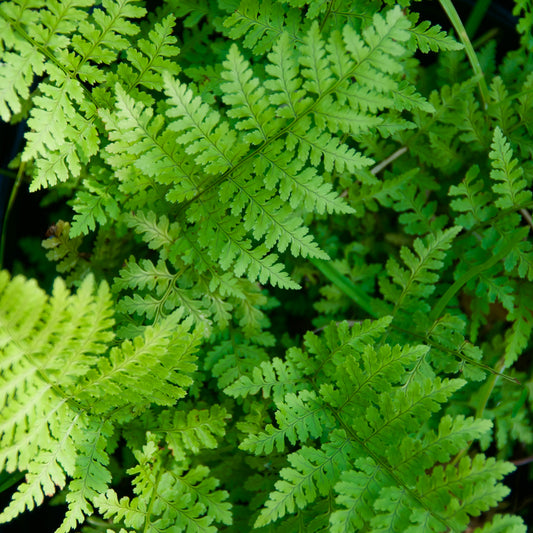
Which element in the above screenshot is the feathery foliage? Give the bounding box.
[0,0,532,531]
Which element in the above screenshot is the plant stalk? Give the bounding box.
[439,0,490,109]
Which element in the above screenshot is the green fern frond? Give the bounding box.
[154,405,230,459]
[255,429,353,527]
[122,14,181,94]
[164,73,246,174]
[1,2,530,530]
[224,356,304,402]
[221,44,278,144]
[0,273,114,527]
[240,390,335,455]
[222,0,306,56]
[100,84,200,203]
[238,319,518,529]
[0,271,208,531]
[407,17,464,53]
[489,126,532,209]
[380,226,462,316]
[96,437,232,532]
[449,164,495,229]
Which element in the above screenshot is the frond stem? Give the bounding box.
[520,208,533,230]
[370,146,408,175]
[311,257,521,384]
[429,229,525,323]
[439,0,490,108]
[0,161,26,270]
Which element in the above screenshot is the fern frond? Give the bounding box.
[204,334,272,389]
[115,264,212,331]
[58,417,113,533]
[489,126,532,209]
[264,32,308,119]
[254,142,354,214]
[96,438,232,531]
[154,405,230,460]
[449,165,495,229]
[503,289,533,366]
[76,319,200,411]
[221,44,278,144]
[70,0,145,70]
[287,117,371,173]
[222,0,306,56]
[476,513,527,533]
[240,390,335,455]
[0,271,210,530]
[0,42,44,121]
[122,211,177,260]
[414,455,514,531]
[224,356,304,403]
[188,202,301,289]
[123,14,180,93]
[100,84,200,203]
[239,319,517,529]
[380,226,462,316]
[0,273,115,527]
[42,220,91,286]
[408,18,463,53]
[392,414,493,485]
[255,429,353,527]
[164,73,246,174]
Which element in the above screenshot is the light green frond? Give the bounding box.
[101,84,200,202]
[58,418,114,533]
[164,73,247,174]
[221,44,278,144]
[265,32,308,118]
[222,0,305,56]
[124,14,180,92]
[0,44,44,121]
[155,405,230,459]
[71,0,145,67]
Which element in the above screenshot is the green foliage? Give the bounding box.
[0,0,532,531]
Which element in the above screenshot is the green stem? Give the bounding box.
[464,0,492,38]
[0,168,18,180]
[429,228,526,323]
[309,257,376,318]
[0,162,26,270]
[311,255,521,384]
[476,365,503,418]
[0,470,25,494]
[439,0,490,108]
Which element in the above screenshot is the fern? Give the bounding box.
[235,320,515,530]
[0,271,220,531]
[0,0,531,531]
